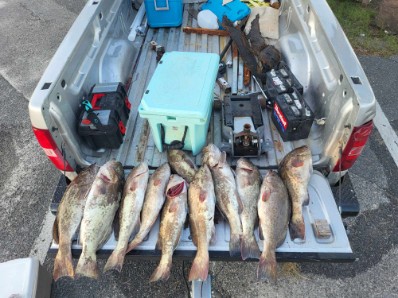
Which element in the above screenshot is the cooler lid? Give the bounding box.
[139,51,219,118]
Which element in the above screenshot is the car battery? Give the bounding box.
[138,51,220,155]
[78,109,125,149]
[265,64,303,109]
[88,82,130,125]
[271,88,315,141]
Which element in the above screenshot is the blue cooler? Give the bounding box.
[201,0,251,29]
[138,52,220,155]
[144,0,183,28]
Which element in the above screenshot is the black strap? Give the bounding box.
[161,125,188,151]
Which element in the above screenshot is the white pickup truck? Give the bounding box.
[28,0,375,273]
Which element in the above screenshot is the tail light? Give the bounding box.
[32,127,74,172]
[332,120,374,172]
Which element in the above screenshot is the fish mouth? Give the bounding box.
[167,181,185,197]
[99,173,112,183]
[239,166,253,173]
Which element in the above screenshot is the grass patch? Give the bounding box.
[327,0,398,56]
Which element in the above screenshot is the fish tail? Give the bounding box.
[104,248,126,273]
[241,235,261,260]
[126,236,143,254]
[289,214,305,240]
[257,248,277,282]
[75,251,99,279]
[149,255,172,282]
[229,233,242,257]
[53,244,74,281]
[189,250,209,281]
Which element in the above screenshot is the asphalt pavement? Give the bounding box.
[0,0,397,297]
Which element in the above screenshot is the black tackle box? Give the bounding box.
[77,83,130,150]
[271,88,315,141]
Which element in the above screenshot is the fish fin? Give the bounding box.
[150,260,171,282]
[229,233,241,257]
[218,151,227,167]
[210,225,216,245]
[303,192,310,206]
[236,191,244,214]
[104,250,126,273]
[189,251,209,281]
[53,216,59,244]
[259,225,264,241]
[241,235,261,260]
[289,215,305,241]
[75,253,99,279]
[291,158,304,168]
[129,216,141,242]
[257,248,277,282]
[113,208,121,241]
[155,235,162,251]
[185,155,197,171]
[53,244,74,281]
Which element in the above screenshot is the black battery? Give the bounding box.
[78,110,125,149]
[88,82,130,125]
[271,88,315,141]
[265,63,304,109]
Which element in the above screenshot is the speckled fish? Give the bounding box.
[236,158,261,260]
[75,160,124,279]
[188,165,216,281]
[150,175,188,282]
[257,171,290,282]
[202,144,243,257]
[126,163,171,254]
[279,146,312,241]
[52,164,99,281]
[167,149,197,183]
[104,162,149,273]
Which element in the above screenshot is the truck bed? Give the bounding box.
[48,2,354,261]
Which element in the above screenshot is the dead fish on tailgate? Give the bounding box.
[104,162,149,273]
[150,175,188,282]
[188,165,216,281]
[75,160,124,279]
[53,164,99,281]
[236,158,261,260]
[167,149,197,183]
[126,163,171,254]
[279,145,312,241]
[202,144,243,257]
[257,170,290,282]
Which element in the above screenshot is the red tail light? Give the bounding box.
[32,127,74,172]
[333,120,374,172]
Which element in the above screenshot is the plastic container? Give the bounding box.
[0,258,51,298]
[201,0,251,29]
[144,0,183,28]
[139,51,220,155]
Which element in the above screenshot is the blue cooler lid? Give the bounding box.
[139,52,220,119]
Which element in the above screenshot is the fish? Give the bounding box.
[150,175,188,282]
[167,149,198,183]
[188,165,216,281]
[236,158,261,260]
[104,162,149,273]
[257,170,290,282]
[52,164,99,281]
[202,144,243,257]
[279,145,313,241]
[126,163,171,254]
[75,160,124,279]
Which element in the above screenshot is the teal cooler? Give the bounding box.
[139,52,220,155]
[144,0,183,28]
